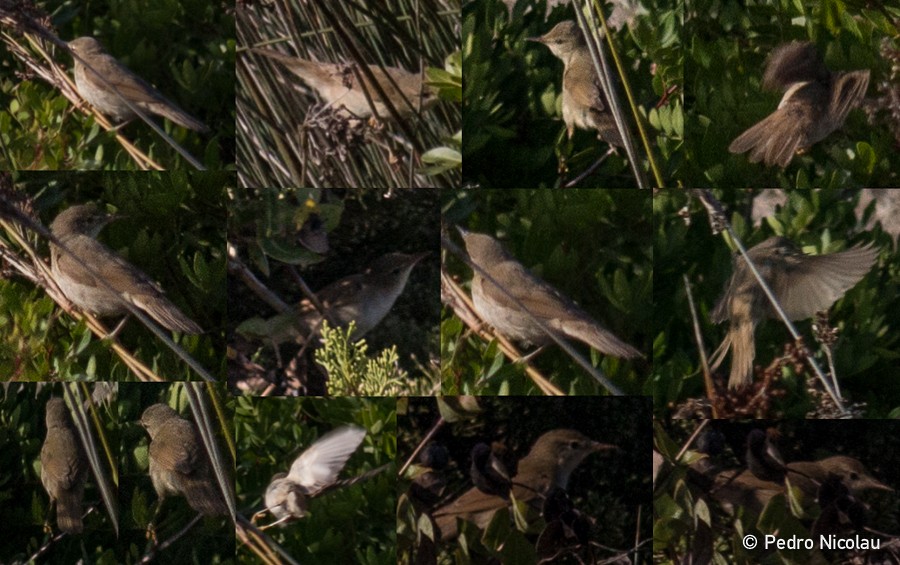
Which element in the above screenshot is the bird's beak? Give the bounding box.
[861,476,894,492]
[590,442,618,453]
[409,251,430,265]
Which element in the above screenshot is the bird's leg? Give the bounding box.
[110,119,133,132]
[258,514,293,531]
[105,315,130,340]
[43,499,56,534]
[518,345,548,364]
[249,507,269,525]
[565,147,615,188]
[146,497,165,543]
[272,342,285,369]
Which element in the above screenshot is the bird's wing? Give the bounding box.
[765,244,877,320]
[314,276,365,308]
[41,429,83,489]
[150,419,201,475]
[479,259,586,321]
[761,42,828,92]
[287,426,367,492]
[566,59,623,145]
[828,70,869,125]
[433,486,508,518]
[91,52,175,107]
[728,95,815,168]
[55,237,165,296]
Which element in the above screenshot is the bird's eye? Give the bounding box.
[849,472,859,481]
[569,440,581,449]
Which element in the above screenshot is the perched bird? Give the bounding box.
[49,203,202,334]
[470,442,515,498]
[527,20,623,146]
[459,229,641,359]
[249,48,438,120]
[709,455,891,516]
[260,425,387,527]
[745,428,787,483]
[68,37,209,133]
[140,404,229,517]
[785,455,893,499]
[408,443,450,509]
[811,472,870,536]
[728,41,869,167]
[238,251,427,345]
[433,429,616,541]
[41,398,87,534]
[710,236,877,389]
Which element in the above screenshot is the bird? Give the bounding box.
[459,229,641,359]
[140,403,229,517]
[408,442,450,509]
[238,251,428,346]
[728,41,870,168]
[527,20,623,146]
[49,203,203,335]
[709,455,891,516]
[258,425,387,528]
[469,442,515,498]
[745,428,788,483]
[432,429,616,541]
[710,236,877,389]
[249,48,438,120]
[40,398,87,534]
[68,37,210,133]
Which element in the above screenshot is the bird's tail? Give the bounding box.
[559,319,643,359]
[317,464,392,497]
[152,103,210,134]
[710,321,756,389]
[183,475,230,517]
[138,295,203,334]
[55,487,85,534]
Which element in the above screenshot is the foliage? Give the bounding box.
[0,171,229,381]
[442,188,652,395]
[683,0,900,187]
[234,396,397,565]
[118,382,234,563]
[397,396,653,565]
[0,0,234,170]
[654,420,900,564]
[0,383,119,563]
[652,189,900,417]
[236,0,461,188]
[227,188,440,395]
[462,0,683,187]
[316,322,437,396]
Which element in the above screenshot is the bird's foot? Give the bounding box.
[104,316,129,340]
[518,345,548,364]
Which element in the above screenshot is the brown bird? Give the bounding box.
[459,229,641,359]
[238,251,427,345]
[710,236,877,389]
[259,426,389,528]
[432,429,616,541]
[710,455,891,516]
[249,48,437,120]
[140,404,229,517]
[50,203,202,334]
[68,37,209,133]
[527,20,623,146]
[40,398,88,534]
[728,41,869,167]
